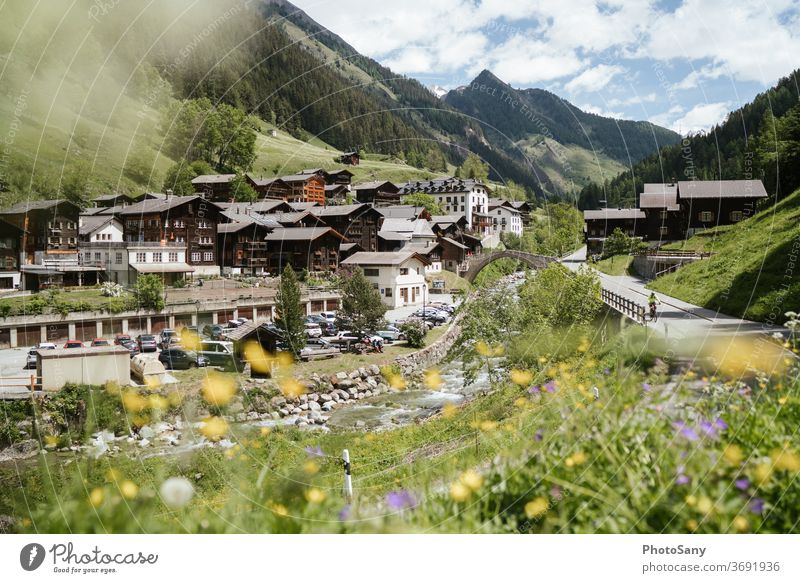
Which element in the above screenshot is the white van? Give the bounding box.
[318,311,337,323]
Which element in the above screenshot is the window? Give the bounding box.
[95,252,101,261]
[169,252,178,262]
[699,211,714,222]
[659,210,668,219]
[191,252,201,262]
[203,252,213,262]
[175,236,185,243]
[385,288,392,297]
[153,252,162,262]
[115,252,123,264]
[135,252,146,263]
[400,267,409,275]
[730,210,743,222]
[659,226,669,236]
[363,268,379,276]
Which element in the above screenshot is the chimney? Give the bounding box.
[166,189,173,200]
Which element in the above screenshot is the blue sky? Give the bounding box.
[292,0,800,135]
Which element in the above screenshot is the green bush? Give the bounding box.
[400,321,426,348]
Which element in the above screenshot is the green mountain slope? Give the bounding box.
[648,187,800,323]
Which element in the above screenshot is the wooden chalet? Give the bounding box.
[353,180,400,206]
[246,176,291,200]
[310,203,381,252]
[264,227,344,273]
[191,174,237,201]
[337,151,360,166]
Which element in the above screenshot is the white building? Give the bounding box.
[340,251,430,308]
[399,178,489,230]
[488,200,523,237]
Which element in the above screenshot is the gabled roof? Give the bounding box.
[265,211,318,225]
[246,176,290,189]
[1,199,81,215]
[341,251,431,267]
[402,240,442,256]
[191,174,236,185]
[281,173,324,183]
[378,231,411,242]
[677,180,768,199]
[377,205,427,219]
[398,176,489,195]
[288,202,320,211]
[440,236,469,250]
[640,184,680,211]
[218,200,292,214]
[219,211,280,230]
[264,227,344,242]
[353,180,398,191]
[94,193,135,203]
[379,217,418,233]
[310,203,375,218]
[120,195,222,215]
[79,215,121,236]
[583,208,646,220]
[429,214,467,226]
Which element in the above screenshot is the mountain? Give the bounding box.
[444,70,682,197]
[578,69,800,209]
[429,85,449,99]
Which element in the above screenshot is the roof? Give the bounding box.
[131,262,195,273]
[398,176,489,195]
[220,211,280,230]
[281,173,323,183]
[264,227,343,242]
[266,211,317,225]
[379,218,418,233]
[402,240,442,256]
[1,199,80,214]
[677,180,768,199]
[79,215,120,235]
[311,203,371,217]
[191,174,236,185]
[378,231,411,241]
[339,242,362,252]
[120,195,221,216]
[353,180,397,190]
[246,176,289,188]
[429,214,467,225]
[219,200,291,214]
[440,236,468,250]
[583,208,646,220]
[341,251,431,267]
[288,202,320,211]
[224,321,282,342]
[94,193,134,203]
[377,205,427,219]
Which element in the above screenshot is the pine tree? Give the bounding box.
[340,268,387,336]
[275,265,306,356]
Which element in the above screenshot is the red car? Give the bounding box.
[91,338,110,347]
[114,334,132,345]
[63,340,84,349]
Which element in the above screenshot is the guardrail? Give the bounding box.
[632,249,712,258]
[601,288,646,325]
[0,374,40,392]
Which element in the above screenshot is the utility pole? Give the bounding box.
[342,449,353,502]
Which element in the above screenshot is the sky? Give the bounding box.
[291,0,800,135]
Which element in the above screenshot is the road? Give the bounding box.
[561,246,785,341]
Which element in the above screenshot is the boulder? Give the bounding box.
[369,364,381,376]
[348,370,360,379]
[0,438,39,462]
[308,393,320,402]
[319,393,333,402]
[358,367,368,378]
[337,379,355,390]
[321,401,335,412]
[335,371,348,381]
[270,396,287,408]
[308,401,321,411]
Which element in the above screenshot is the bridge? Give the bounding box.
[460,250,557,283]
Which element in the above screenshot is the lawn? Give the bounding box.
[592,254,634,276]
[649,188,800,323]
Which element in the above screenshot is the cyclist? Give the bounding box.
[647,292,660,320]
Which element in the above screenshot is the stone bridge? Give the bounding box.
[461,250,558,283]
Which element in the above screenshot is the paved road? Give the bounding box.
[561,246,785,341]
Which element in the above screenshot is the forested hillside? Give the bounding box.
[579,70,800,208]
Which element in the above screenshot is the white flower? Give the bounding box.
[159,477,194,509]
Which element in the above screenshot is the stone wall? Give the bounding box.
[394,313,464,376]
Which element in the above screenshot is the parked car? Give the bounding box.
[158,348,209,370]
[26,342,56,368]
[119,339,140,358]
[319,311,337,323]
[136,334,158,352]
[305,322,323,338]
[376,325,404,342]
[413,308,448,324]
[430,302,455,314]
[114,334,132,345]
[197,340,242,372]
[90,338,110,347]
[159,329,178,350]
[203,325,224,340]
[63,340,84,349]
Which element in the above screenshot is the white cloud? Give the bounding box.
[669,101,731,133]
[565,64,626,94]
[608,93,657,107]
[672,64,727,90]
[478,35,586,84]
[579,103,626,119]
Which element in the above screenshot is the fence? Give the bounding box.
[601,288,646,325]
[632,249,712,258]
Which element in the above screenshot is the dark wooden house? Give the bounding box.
[246,176,291,201]
[310,203,381,252]
[639,183,682,242]
[677,180,768,234]
[337,151,360,166]
[191,174,237,201]
[217,214,277,276]
[264,227,344,273]
[583,208,647,254]
[0,218,23,289]
[353,181,400,206]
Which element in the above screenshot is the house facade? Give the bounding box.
[583,208,647,254]
[488,200,523,237]
[264,227,344,274]
[399,177,489,230]
[0,218,23,289]
[677,180,767,234]
[311,204,381,252]
[340,251,430,308]
[191,174,236,201]
[280,174,326,204]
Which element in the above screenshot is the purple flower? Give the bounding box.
[714,418,728,430]
[544,381,557,393]
[680,427,700,442]
[672,420,686,430]
[386,490,417,511]
[550,485,562,499]
[735,478,750,491]
[642,382,651,392]
[750,498,765,515]
[338,504,351,521]
[304,445,325,458]
[676,474,690,485]
[529,385,541,395]
[603,368,611,375]
[534,430,544,442]
[699,420,718,439]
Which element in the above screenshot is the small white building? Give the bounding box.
[341,251,430,308]
[488,200,523,237]
[399,178,489,230]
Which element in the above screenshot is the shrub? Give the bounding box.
[400,321,426,348]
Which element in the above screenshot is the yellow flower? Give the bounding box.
[685,495,697,507]
[121,391,147,413]
[303,460,320,475]
[708,336,787,377]
[565,451,588,467]
[89,487,104,508]
[280,378,306,398]
[479,420,497,432]
[275,351,294,370]
[305,488,326,504]
[460,469,483,492]
[696,496,713,514]
[733,516,749,533]
[492,345,505,356]
[270,503,288,517]
[44,435,59,448]
[686,519,698,531]
[167,391,183,407]
[723,444,744,466]
[144,375,161,389]
[200,416,228,442]
[243,341,273,374]
[514,397,528,408]
[423,368,443,390]
[771,448,800,472]
[441,402,457,419]
[148,394,168,411]
[510,368,533,386]
[181,330,201,351]
[202,373,237,407]
[754,463,773,485]
[105,468,120,482]
[119,480,138,500]
[538,356,548,364]
[524,497,549,519]
[475,340,492,357]
[449,481,471,502]
[778,396,788,405]
[386,373,406,390]
[260,427,272,437]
